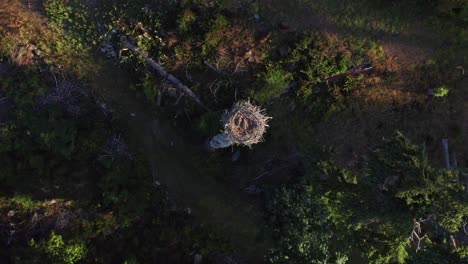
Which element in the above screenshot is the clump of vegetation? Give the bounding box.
[1,0,466,263]
[0,66,233,262]
[41,0,98,75]
[434,85,450,97]
[265,182,349,264]
[266,132,467,263]
[254,64,293,103]
[29,232,87,264]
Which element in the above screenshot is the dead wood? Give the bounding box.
[441,138,450,170]
[120,37,207,110]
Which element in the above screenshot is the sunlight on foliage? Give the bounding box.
[434,86,449,97]
[30,232,86,264]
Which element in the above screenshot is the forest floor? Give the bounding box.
[89,64,269,261]
[0,1,269,261]
[1,0,466,262]
[249,0,467,169]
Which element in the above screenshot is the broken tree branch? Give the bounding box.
[463,220,468,235]
[204,61,221,73]
[450,234,457,249]
[120,37,208,110]
[409,218,427,252]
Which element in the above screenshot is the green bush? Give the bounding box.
[266,132,467,263]
[254,65,293,104]
[177,9,197,32]
[434,86,449,97]
[265,182,349,264]
[10,194,38,210]
[204,15,230,49]
[41,0,98,75]
[44,0,97,43]
[30,232,87,264]
[268,32,370,120]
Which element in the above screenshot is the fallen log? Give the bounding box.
[120,37,208,110]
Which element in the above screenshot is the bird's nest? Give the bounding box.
[223,101,271,147]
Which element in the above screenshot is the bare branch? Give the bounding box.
[450,235,457,249]
[204,61,221,73]
[36,80,87,115]
[98,134,133,162]
[120,37,207,110]
[409,218,427,252]
[442,138,450,170]
[463,219,468,236]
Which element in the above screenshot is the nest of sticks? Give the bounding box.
[223,101,271,147]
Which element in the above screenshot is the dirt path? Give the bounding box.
[90,65,268,262]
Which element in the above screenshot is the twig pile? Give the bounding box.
[98,134,133,162]
[223,101,271,147]
[37,80,87,115]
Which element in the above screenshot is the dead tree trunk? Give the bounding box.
[442,138,450,170]
[120,37,207,110]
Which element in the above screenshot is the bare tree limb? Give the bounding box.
[98,134,132,162]
[463,219,468,235]
[450,234,457,249]
[120,37,208,110]
[204,61,221,73]
[409,218,427,252]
